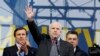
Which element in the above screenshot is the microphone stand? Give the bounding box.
[55,39,60,56]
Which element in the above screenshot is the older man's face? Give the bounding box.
[49,22,62,40]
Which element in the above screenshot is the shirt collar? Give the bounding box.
[16,42,21,50]
[57,37,60,41]
[74,47,76,53]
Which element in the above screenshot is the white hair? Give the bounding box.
[49,22,62,31]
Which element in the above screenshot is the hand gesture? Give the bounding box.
[19,39,28,54]
[25,6,34,20]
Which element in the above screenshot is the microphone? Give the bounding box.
[54,37,60,56]
[56,42,60,56]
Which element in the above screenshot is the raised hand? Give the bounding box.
[25,6,34,20]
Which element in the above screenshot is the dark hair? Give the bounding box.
[14,27,27,37]
[66,31,78,38]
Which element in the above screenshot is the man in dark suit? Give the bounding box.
[25,6,74,56]
[66,31,88,56]
[3,27,37,56]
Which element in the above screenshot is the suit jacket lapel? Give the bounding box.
[13,45,19,56]
[59,39,64,55]
[11,45,18,56]
[46,39,52,56]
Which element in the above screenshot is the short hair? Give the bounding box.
[14,27,27,37]
[66,31,78,38]
[49,22,62,31]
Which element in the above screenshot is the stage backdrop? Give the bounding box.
[0,0,100,56]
